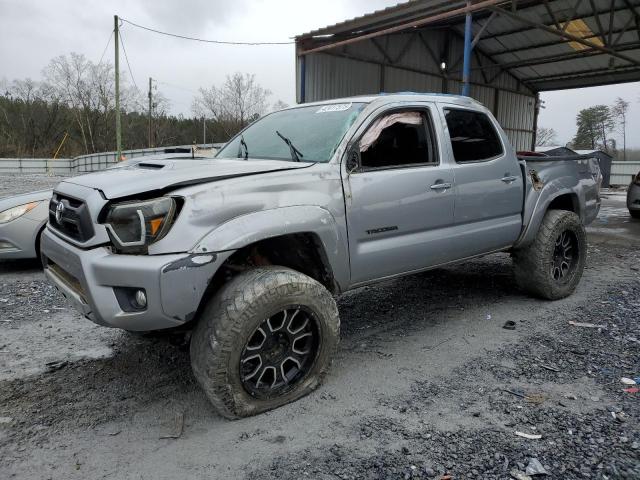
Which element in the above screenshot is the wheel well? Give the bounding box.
[191,233,338,326]
[225,233,336,291]
[548,194,579,214]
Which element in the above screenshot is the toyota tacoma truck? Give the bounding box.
[41,94,601,418]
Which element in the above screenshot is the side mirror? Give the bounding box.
[346,148,360,173]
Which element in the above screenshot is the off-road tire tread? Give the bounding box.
[190,267,339,419]
[513,209,586,300]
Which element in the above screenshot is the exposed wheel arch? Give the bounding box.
[187,232,339,331]
[223,232,337,292]
[547,193,579,215]
[516,189,584,249]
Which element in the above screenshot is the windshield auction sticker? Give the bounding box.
[316,103,352,113]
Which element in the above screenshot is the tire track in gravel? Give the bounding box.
[246,281,640,480]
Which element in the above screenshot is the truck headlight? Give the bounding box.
[0,201,40,224]
[104,197,177,252]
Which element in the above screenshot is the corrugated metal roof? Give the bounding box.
[297,0,640,92]
[296,1,467,39]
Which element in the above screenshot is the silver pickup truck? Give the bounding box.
[41,94,601,418]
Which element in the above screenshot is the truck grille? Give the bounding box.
[49,193,95,242]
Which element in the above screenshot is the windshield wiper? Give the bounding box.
[237,135,249,160]
[275,130,303,162]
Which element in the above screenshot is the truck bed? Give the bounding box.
[515,154,602,248]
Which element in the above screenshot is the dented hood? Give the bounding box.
[64,158,311,199]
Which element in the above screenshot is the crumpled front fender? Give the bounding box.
[191,205,349,291]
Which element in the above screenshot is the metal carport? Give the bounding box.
[294,0,640,150]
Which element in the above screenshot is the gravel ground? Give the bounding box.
[0,174,67,198]
[251,282,640,480]
[0,178,638,479]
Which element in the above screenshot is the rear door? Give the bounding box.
[440,105,524,258]
[344,104,456,285]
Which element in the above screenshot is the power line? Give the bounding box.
[98,29,114,67]
[118,29,139,92]
[120,17,294,45]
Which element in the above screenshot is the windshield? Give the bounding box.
[216,102,366,163]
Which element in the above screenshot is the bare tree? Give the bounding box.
[535,126,558,147]
[193,72,271,138]
[45,53,95,153]
[149,90,178,146]
[611,97,630,160]
[271,99,289,112]
[43,52,139,154]
[2,55,278,157]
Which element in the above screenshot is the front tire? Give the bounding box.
[513,210,587,300]
[35,226,46,264]
[190,267,340,419]
[630,210,640,220]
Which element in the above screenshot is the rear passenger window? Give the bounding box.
[359,111,437,169]
[444,109,503,162]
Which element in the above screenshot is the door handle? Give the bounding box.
[501,175,518,183]
[430,182,452,191]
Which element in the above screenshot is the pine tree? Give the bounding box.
[571,105,614,152]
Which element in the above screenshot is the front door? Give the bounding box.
[344,107,456,285]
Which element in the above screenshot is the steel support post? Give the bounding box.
[462,1,473,96]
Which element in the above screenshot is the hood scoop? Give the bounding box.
[137,162,165,169]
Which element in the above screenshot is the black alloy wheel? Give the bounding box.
[552,230,578,282]
[240,307,319,398]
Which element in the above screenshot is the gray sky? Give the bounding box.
[1,0,639,148]
[540,84,639,149]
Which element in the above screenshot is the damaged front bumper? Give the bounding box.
[41,228,231,331]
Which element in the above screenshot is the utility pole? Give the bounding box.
[202,117,206,145]
[148,77,153,148]
[114,15,122,160]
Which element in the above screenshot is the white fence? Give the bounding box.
[610,161,640,186]
[0,158,74,175]
[0,144,222,175]
[2,152,638,186]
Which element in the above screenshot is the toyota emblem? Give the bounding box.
[55,201,65,223]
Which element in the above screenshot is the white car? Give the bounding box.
[0,189,51,260]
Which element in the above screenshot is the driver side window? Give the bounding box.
[359,110,437,170]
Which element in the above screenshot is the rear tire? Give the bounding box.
[190,267,340,419]
[513,210,587,300]
[630,210,640,220]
